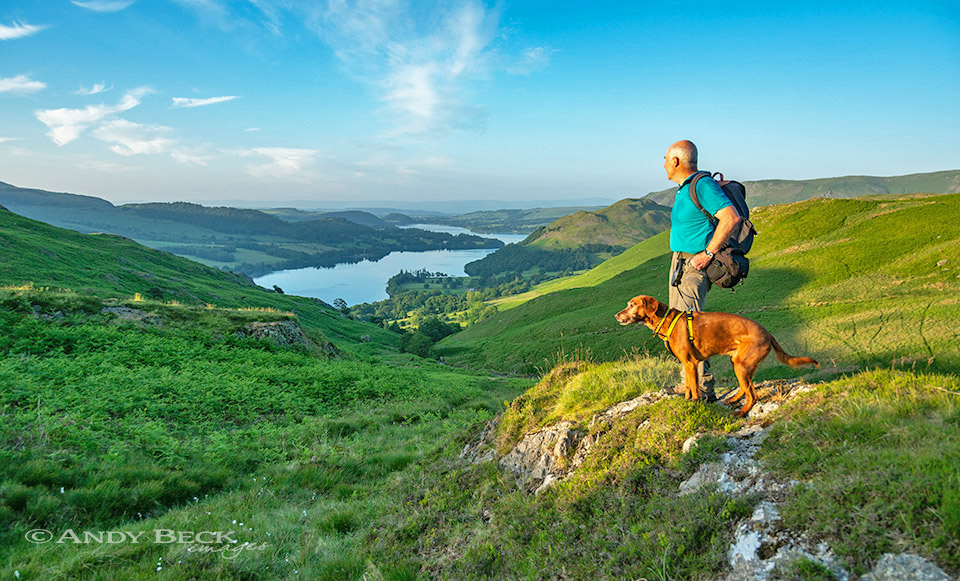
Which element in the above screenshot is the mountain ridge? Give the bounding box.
[644,169,960,207]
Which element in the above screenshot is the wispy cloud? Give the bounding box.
[167,1,551,137]
[245,147,319,180]
[93,119,176,156]
[34,87,152,146]
[75,82,113,96]
[73,159,136,173]
[0,21,47,40]
[317,0,502,136]
[505,46,557,75]
[172,0,282,35]
[71,0,136,12]
[93,118,210,166]
[171,95,239,108]
[0,74,46,94]
[0,137,21,143]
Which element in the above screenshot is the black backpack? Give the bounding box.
[689,171,757,288]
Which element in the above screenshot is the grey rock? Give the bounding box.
[862,553,952,581]
[682,432,705,453]
[236,320,310,349]
[101,306,162,327]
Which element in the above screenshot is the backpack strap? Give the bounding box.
[688,171,719,227]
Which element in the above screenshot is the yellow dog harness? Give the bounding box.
[652,309,695,359]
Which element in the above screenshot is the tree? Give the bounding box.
[333,298,349,313]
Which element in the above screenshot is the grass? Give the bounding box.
[365,355,751,580]
[359,362,959,579]
[0,301,531,579]
[759,369,960,576]
[495,352,677,455]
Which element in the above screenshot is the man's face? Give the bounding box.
[663,151,675,181]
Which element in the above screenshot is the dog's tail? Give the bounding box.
[770,335,819,368]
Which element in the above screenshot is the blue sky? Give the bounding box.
[0,1,957,206]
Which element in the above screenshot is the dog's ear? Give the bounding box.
[639,295,657,315]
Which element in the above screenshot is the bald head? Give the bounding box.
[663,140,699,184]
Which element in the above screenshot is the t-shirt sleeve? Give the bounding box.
[696,178,732,215]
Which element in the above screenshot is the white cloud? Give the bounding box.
[0,21,47,40]
[0,137,21,143]
[0,75,46,94]
[34,87,151,146]
[93,119,176,156]
[246,147,319,179]
[75,83,113,96]
[171,95,239,108]
[92,119,210,166]
[71,0,136,12]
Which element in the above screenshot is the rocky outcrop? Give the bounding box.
[493,391,670,493]
[101,306,162,326]
[236,320,311,349]
[484,377,955,580]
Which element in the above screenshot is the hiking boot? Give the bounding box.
[663,382,717,402]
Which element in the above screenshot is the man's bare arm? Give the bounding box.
[689,205,741,270]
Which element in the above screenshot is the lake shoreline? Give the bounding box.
[253,225,524,306]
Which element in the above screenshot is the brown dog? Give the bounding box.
[615,295,818,417]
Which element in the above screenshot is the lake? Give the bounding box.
[253,225,527,306]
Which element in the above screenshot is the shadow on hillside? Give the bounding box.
[679,265,818,384]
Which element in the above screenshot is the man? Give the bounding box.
[662,140,741,400]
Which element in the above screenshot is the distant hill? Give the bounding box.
[0,182,502,276]
[426,206,607,234]
[262,207,389,228]
[463,198,671,278]
[644,169,960,207]
[439,193,960,375]
[524,198,671,248]
[0,181,113,211]
[382,212,418,225]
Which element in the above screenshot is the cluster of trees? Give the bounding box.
[385,269,450,294]
[352,290,495,325]
[397,316,461,358]
[355,266,569,329]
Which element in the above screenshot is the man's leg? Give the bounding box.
[668,252,715,399]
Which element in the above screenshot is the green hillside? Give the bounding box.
[0,205,396,350]
[489,230,672,310]
[439,193,960,376]
[464,198,670,278]
[0,206,532,579]
[645,169,960,207]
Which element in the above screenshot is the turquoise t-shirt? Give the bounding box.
[669,173,732,253]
